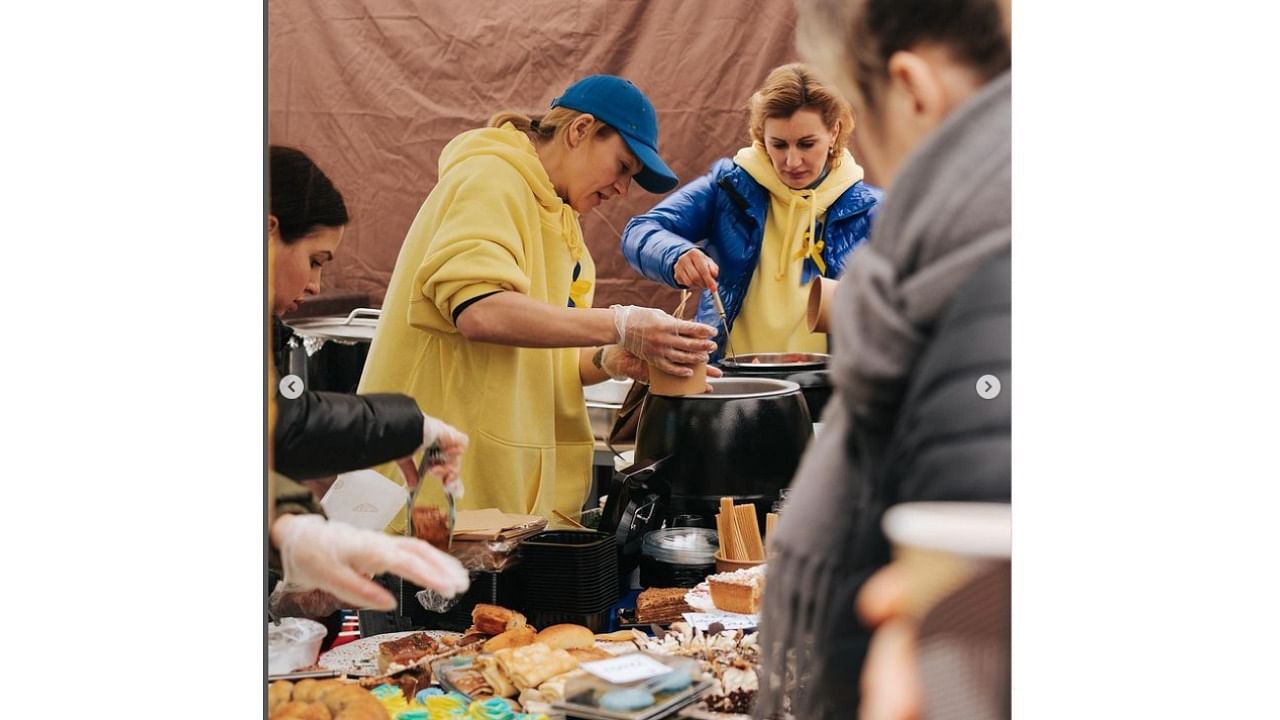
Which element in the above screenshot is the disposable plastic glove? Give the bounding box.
[421,416,468,499]
[272,514,470,611]
[599,345,723,391]
[610,305,717,377]
[600,345,647,382]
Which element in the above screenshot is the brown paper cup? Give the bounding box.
[648,360,708,396]
[882,502,1010,620]
[807,277,838,333]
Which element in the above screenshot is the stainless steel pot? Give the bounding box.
[282,308,380,393]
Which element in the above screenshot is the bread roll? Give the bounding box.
[483,625,537,653]
[534,624,594,651]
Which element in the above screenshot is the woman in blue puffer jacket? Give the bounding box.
[622,64,882,362]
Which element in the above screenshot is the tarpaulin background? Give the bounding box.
[268,0,799,312]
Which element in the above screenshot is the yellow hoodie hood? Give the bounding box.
[439,123,587,264]
[733,143,863,279]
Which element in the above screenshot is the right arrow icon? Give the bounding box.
[976,374,1002,400]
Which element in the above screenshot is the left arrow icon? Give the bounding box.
[279,374,304,399]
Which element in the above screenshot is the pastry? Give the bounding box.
[640,623,761,716]
[270,700,332,720]
[483,625,538,653]
[535,669,586,703]
[471,603,527,636]
[703,658,760,714]
[268,680,294,714]
[707,569,765,614]
[411,506,450,550]
[493,642,580,690]
[476,655,519,698]
[635,587,696,624]
[593,629,646,644]
[566,646,612,663]
[376,631,442,674]
[268,680,388,720]
[533,624,594,651]
[444,666,494,697]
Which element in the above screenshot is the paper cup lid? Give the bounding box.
[882,502,1010,559]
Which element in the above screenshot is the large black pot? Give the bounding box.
[602,378,812,574]
[718,352,833,421]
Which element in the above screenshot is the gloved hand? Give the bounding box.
[599,345,724,391]
[271,514,470,611]
[599,345,648,383]
[422,416,468,499]
[610,305,717,377]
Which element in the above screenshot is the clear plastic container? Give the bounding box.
[267,617,327,675]
[641,527,719,565]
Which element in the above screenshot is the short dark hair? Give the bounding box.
[798,0,1010,112]
[269,145,349,244]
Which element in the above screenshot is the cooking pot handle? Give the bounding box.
[619,455,671,486]
[343,308,382,324]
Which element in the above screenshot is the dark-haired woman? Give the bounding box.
[268,146,467,489]
[267,145,469,620]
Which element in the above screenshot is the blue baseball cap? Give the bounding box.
[550,75,679,194]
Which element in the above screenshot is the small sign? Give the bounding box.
[580,653,675,685]
[683,612,759,631]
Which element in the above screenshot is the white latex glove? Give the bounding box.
[272,514,470,611]
[421,416,468,499]
[610,305,717,377]
[600,345,648,383]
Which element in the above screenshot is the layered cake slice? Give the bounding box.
[376,631,442,674]
[707,569,765,614]
[636,587,696,624]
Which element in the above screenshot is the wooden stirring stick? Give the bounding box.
[711,289,737,362]
[552,509,588,530]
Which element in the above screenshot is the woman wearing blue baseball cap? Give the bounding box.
[621,64,882,363]
[358,75,718,523]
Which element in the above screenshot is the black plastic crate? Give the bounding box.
[524,606,614,633]
[357,570,520,635]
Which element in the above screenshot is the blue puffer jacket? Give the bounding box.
[621,158,882,361]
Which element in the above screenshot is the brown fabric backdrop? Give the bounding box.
[268,0,798,312]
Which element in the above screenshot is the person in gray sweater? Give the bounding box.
[753,1,1011,718]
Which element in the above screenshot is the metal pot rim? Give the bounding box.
[719,352,830,370]
[672,377,802,399]
[284,308,380,343]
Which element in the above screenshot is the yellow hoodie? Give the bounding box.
[728,144,862,354]
[358,123,597,526]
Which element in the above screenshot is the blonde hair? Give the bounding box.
[488,107,617,146]
[748,63,855,167]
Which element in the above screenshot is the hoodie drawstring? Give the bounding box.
[775,189,825,280]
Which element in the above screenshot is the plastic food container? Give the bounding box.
[267,618,328,675]
[640,527,719,588]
